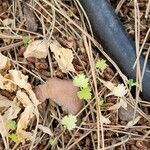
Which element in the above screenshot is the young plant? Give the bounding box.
[127,79,139,90]
[61,114,77,131]
[7,120,17,130]
[77,86,92,101]
[98,97,105,106]
[73,74,92,101]
[7,133,20,144]
[96,59,108,72]
[49,138,57,146]
[22,36,30,45]
[73,74,89,88]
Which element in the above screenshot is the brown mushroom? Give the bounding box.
[34,77,83,115]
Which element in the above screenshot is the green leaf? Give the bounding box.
[61,114,77,131]
[7,120,17,130]
[98,97,105,106]
[7,133,20,144]
[49,138,57,146]
[96,59,107,72]
[127,79,139,90]
[73,74,89,88]
[77,86,92,101]
[22,36,30,45]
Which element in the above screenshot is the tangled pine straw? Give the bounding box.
[0,0,150,149]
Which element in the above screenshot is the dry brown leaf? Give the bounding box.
[0,67,40,143]
[109,99,127,110]
[3,105,21,121]
[0,105,21,138]
[9,70,31,90]
[2,18,14,26]
[125,116,141,129]
[0,114,8,143]
[38,124,53,136]
[16,90,34,142]
[16,105,34,142]
[0,74,17,92]
[50,41,75,73]
[101,115,111,124]
[23,2,38,32]
[99,79,127,97]
[24,40,49,59]
[0,53,11,74]
[34,77,83,115]
[0,94,13,108]
[16,90,33,107]
[9,70,39,105]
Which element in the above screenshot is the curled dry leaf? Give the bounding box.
[0,94,14,108]
[0,104,21,137]
[24,40,49,59]
[1,70,40,142]
[8,70,31,90]
[9,69,40,106]
[99,79,127,97]
[16,90,35,142]
[34,77,83,115]
[50,41,75,73]
[38,124,53,136]
[111,84,127,97]
[0,53,11,74]
[2,18,14,26]
[0,74,17,92]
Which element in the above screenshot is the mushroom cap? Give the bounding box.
[35,77,84,115]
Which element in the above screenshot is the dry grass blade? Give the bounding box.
[145,0,150,18]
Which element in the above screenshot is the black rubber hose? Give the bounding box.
[80,0,150,101]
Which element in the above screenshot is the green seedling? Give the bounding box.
[73,74,92,101]
[7,133,20,144]
[127,79,139,90]
[96,59,108,72]
[61,114,77,131]
[22,36,30,45]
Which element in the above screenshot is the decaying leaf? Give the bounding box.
[0,53,11,74]
[118,104,139,121]
[99,79,127,97]
[0,74,17,92]
[8,70,39,106]
[3,105,21,121]
[0,94,14,108]
[23,2,38,32]
[16,90,33,107]
[34,77,83,115]
[50,41,75,73]
[101,115,111,124]
[109,99,127,110]
[126,116,141,128]
[16,105,34,142]
[0,69,39,142]
[111,84,127,97]
[24,40,49,58]
[2,18,14,26]
[0,64,40,142]
[16,90,35,142]
[38,124,53,136]
[0,105,21,137]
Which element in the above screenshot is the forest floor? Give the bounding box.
[0,0,150,149]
